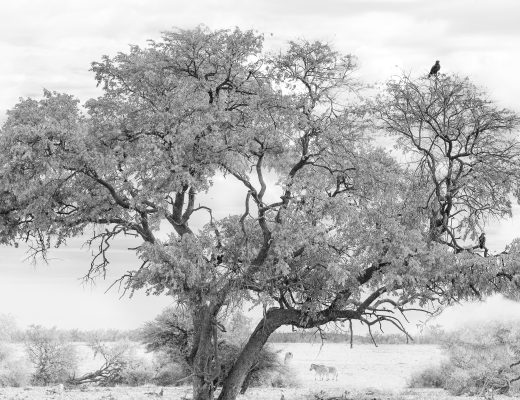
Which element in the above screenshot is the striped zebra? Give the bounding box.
[309,364,338,381]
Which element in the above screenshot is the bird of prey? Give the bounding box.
[478,232,486,249]
[479,232,489,257]
[429,60,440,77]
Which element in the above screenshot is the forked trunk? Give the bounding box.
[217,309,288,400]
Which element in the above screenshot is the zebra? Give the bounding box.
[309,364,338,381]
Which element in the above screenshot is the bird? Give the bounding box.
[479,232,489,257]
[429,60,440,77]
[479,232,486,249]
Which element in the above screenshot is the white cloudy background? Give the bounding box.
[1,0,519,331]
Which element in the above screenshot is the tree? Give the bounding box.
[24,326,77,385]
[1,26,520,400]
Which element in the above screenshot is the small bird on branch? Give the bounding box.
[429,60,440,77]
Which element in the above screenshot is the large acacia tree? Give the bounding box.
[1,26,520,400]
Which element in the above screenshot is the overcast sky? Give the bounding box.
[1,0,520,331]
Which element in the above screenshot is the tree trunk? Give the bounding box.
[217,309,288,400]
[239,369,254,394]
[190,304,220,400]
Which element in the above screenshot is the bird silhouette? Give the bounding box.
[429,60,440,77]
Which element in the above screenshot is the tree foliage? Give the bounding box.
[378,75,520,245]
[2,26,520,400]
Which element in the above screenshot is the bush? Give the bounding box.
[239,344,297,391]
[25,326,78,386]
[119,358,155,386]
[0,343,31,387]
[248,364,299,389]
[410,321,520,395]
[408,365,447,389]
[70,339,154,386]
[150,351,189,386]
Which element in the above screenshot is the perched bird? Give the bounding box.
[429,60,440,77]
[479,232,486,249]
[479,232,489,256]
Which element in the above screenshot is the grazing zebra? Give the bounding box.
[309,364,338,381]
[284,352,293,365]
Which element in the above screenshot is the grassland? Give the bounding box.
[0,343,499,399]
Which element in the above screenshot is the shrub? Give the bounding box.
[239,344,297,392]
[410,321,520,395]
[150,351,188,386]
[408,364,447,389]
[24,326,77,385]
[119,357,155,386]
[0,343,31,387]
[69,339,154,386]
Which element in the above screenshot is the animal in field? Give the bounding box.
[429,60,440,77]
[326,365,338,381]
[309,363,338,381]
[284,351,293,365]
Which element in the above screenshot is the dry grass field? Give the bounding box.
[0,343,506,399]
[270,343,445,391]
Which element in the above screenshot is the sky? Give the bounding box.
[1,0,520,331]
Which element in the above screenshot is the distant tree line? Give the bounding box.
[8,328,141,343]
[269,326,446,345]
[1,313,445,345]
[0,315,141,343]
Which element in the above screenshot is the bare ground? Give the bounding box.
[0,386,509,400]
